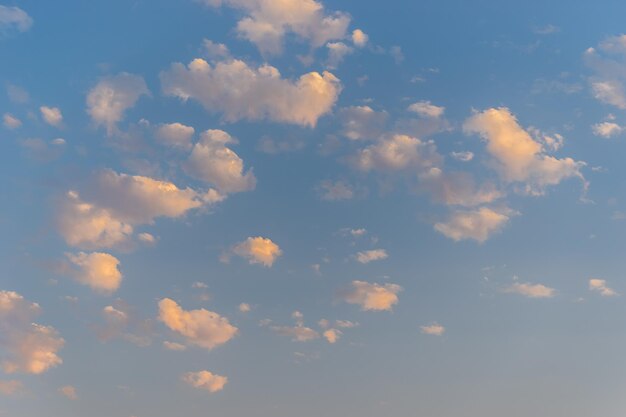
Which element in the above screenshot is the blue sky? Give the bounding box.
[2,1,626,416]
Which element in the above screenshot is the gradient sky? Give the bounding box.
[2,1,626,416]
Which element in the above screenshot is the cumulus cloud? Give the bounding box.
[323,328,342,343]
[58,386,78,400]
[155,122,195,149]
[355,249,388,264]
[182,370,227,393]
[238,303,251,313]
[351,29,368,47]
[504,282,556,298]
[584,36,626,109]
[352,134,442,173]
[0,291,64,374]
[316,180,358,201]
[271,325,320,342]
[203,39,230,60]
[420,169,503,207]
[185,129,256,193]
[326,42,353,68]
[434,206,513,242]
[197,0,350,55]
[420,323,445,336]
[158,298,237,350]
[341,280,401,311]
[40,106,63,127]
[408,101,445,118]
[451,151,474,162]
[0,6,32,34]
[3,113,21,129]
[229,236,282,267]
[589,278,619,297]
[592,121,623,138]
[163,341,187,351]
[65,252,122,294]
[463,108,585,195]
[86,73,149,135]
[161,58,341,127]
[338,106,388,140]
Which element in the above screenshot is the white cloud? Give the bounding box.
[342,280,402,311]
[408,101,445,118]
[40,106,63,127]
[584,36,626,109]
[86,73,149,135]
[66,252,123,294]
[197,0,350,55]
[463,108,585,195]
[420,323,445,336]
[158,298,238,350]
[0,291,64,374]
[504,282,556,298]
[163,341,187,351]
[589,278,619,297]
[355,249,388,264]
[238,303,251,313]
[229,236,282,267]
[592,121,623,138]
[155,122,195,149]
[0,6,32,34]
[352,134,442,173]
[161,58,341,127]
[351,29,368,48]
[185,129,256,193]
[338,106,388,140]
[326,42,353,68]
[450,151,474,162]
[182,370,227,393]
[203,39,230,60]
[58,386,78,400]
[434,207,513,243]
[3,113,21,129]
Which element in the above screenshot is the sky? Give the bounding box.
[2,0,626,416]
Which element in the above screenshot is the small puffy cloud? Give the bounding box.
[589,278,619,297]
[326,42,353,68]
[138,232,157,245]
[185,129,256,193]
[97,303,153,346]
[161,58,341,127]
[420,323,445,336]
[355,249,388,264]
[158,298,238,350]
[335,320,358,328]
[450,151,474,162]
[40,106,63,127]
[238,303,251,313]
[351,29,368,47]
[342,280,402,311]
[0,291,64,374]
[271,325,320,342]
[463,108,585,195]
[504,282,556,298]
[0,6,32,34]
[584,36,626,109]
[434,206,513,243]
[408,101,445,118]
[203,39,230,59]
[338,106,388,140]
[58,386,78,400]
[592,121,623,138]
[352,134,442,173]
[182,370,227,394]
[3,113,21,129]
[0,380,23,396]
[66,252,122,294]
[420,169,503,207]
[86,73,149,135]
[163,341,187,351]
[198,0,350,55]
[230,236,282,267]
[317,180,357,201]
[155,122,195,149]
[323,328,342,343]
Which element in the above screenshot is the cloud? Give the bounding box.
[592,121,623,138]
[155,122,195,149]
[316,180,358,201]
[355,249,388,264]
[326,42,353,68]
[65,252,123,294]
[338,106,388,140]
[40,106,63,127]
[504,282,556,298]
[0,380,23,396]
[97,302,153,346]
[589,278,619,297]
[584,36,626,109]
[185,129,256,193]
[323,328,342,343]
[202,39,230,60]
[257,135,305,154]
[158,298,238,350]
[408,101,445,118]
[0,291,64,374]
[229,236,282,267]
[163,341,187,351]
[420,323,445,336]
[271,325,320,342]
[341,280,401,311]
[463,108,585,195]
[450,151,474,162]
[161,58,341,127]
[86,73,149,135]
[351,29,368,47]
[58,386,78,400]
[420,169,503,207]
[2,113,21,129]
[0,6,32,34]
[182,370,227,394]
[434,206,513,242]
[352,134,442,173]
[238,303,251,313]
[197,0,350,55]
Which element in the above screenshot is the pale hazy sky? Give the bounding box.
[2,1,626,416]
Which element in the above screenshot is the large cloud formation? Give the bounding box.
[197,0,350,55]
[0,291,64,375]
[161,58,341,127]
